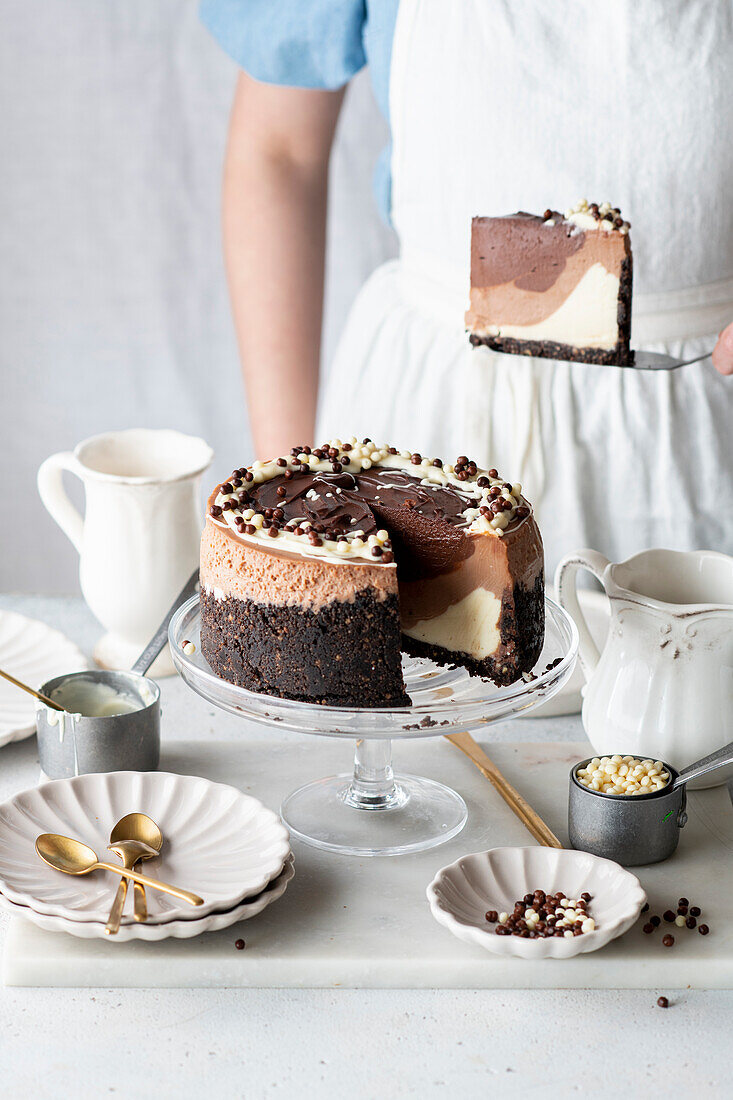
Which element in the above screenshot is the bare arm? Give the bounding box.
[222,73,345,457]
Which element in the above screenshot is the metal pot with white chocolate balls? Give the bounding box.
[569,741,733,866]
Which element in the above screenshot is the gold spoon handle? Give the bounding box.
[0,667,65,711]
[133,880,148,923]
[105,875,130,936]
[96,861,203,906]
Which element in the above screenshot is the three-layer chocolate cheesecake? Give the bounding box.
[200,439,545,707]
[466,200,633,365]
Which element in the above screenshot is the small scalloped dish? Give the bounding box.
[427,846,646,959]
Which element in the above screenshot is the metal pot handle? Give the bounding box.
[673,741,733,790]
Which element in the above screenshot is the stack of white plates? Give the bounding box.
[0,772,292,941]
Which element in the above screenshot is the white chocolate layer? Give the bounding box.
[474,263,621,351]
[401,588,502,661]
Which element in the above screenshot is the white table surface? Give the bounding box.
[0,595,730,1099]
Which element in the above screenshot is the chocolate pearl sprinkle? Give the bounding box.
[341,455,350,464]
[244,524,256,535]
[244,471,254,482]
[276,458,287,467]
[267,526,278,538]
[221,483,233,494]
[432,458,443,467]
[210,505,222,517]
[657,996,669,1008]
[284,469,293,480]
[410,453,421,464]
[371,545,383,557]
[381,551,394,564]
[276,486,287,497]
[662,934,674,947]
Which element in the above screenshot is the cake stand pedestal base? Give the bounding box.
[280,737,468,856]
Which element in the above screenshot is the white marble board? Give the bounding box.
[4,739,733,988]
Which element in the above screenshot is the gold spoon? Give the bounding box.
[36,833,203,907]
[105,813,163,935]
[0,667,65,712]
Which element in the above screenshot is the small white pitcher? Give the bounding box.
[555,548,733,787]
[38,429,213,674]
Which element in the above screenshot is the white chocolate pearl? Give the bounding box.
[499,912,508,924]
[675,915,686,927]
[582,918,595,933]
[577,755,670,796]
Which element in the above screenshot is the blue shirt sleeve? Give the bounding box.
[200,0,367,89]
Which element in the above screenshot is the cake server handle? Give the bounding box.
[131,569,200,676]
[446,731,563,848]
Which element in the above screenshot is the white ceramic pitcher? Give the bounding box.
[555,548,733,786]
[38,429,213,674]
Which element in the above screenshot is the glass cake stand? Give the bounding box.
[169,596,578,857]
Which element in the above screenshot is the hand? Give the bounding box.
[712,323,733,375]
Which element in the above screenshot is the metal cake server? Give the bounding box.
[622,351,711,372]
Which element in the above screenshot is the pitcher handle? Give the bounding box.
[37,452,85,553]
[554,549,610,681]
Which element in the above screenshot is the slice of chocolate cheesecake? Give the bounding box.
[466,200,633,365]
[200,440,545,707]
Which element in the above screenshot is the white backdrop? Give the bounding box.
[0,0,396,595]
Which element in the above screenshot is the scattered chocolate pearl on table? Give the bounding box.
[664,910,676,922]
[690,906,701,917]
[699,924,710,935]
[643,923,655,934]
[657,996,669,1008]
[650,915,661,927]
[234,939,245,950]
[678,897,689,907]
[686,916,697,929]
[662,934,675,947]
[642,902,649,913]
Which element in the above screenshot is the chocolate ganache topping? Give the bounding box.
[208,438,532,566]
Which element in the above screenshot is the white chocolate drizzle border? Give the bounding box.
[209,439,529,565]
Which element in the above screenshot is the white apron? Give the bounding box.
[317,0,733,575]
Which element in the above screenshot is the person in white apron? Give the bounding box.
[203,0,733,576]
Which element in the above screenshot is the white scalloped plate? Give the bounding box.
[0,610,88,747]
[427,846,646,959]
[0,856,295,941]
[0,771,291,923]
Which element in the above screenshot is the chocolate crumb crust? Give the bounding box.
[403,573,544,687]
[201,588,411,708]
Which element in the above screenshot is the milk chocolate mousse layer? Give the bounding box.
[466,200,633,366]
[200,439,545,706]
